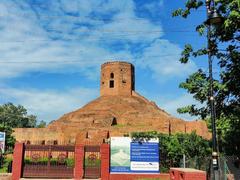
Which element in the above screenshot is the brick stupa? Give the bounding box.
[14,61,210,144]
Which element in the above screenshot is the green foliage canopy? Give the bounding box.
[0,103,47,154]
[173,0,240,119]
[0,103,37,128]
[36,120,47,128]
[132,131,211,171]
[173,0,240,155]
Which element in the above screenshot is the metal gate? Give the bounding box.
[23,145,75,178]
[84,145,101,179]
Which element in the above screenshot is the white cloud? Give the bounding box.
[0,0,200,122]
[0,3,8,16]
[0,86,98,123]
[140,0,164,15]
[0,0,195,81]
[0,0,134,79]
[138,39,197,82]
[158,93,201,121]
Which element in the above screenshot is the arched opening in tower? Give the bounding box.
[111,117,117,126]
[110,72,114,78]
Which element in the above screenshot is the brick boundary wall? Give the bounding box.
[170,168,206,180]
[101,143,110,180]
[74,144,85,180]
[12,143,24,180]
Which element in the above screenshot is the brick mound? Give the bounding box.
[46,91,210,143]
[13,60,211,144]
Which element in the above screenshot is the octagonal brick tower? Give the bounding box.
[100,61,135,96]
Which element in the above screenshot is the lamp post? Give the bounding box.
[205,0,223,179]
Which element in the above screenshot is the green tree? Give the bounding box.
[215,115,240,155]
[36,120,47,128]
[173,1,240,154]
[180,132,211,168]
[167,132,210,169]
[131,131,210,171]
[0,103,37,128]
[0,103,40,154]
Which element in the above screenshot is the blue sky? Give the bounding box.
[0,0,209,123]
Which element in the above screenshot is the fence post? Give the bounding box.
[223,158,227,180]
[74,144,85,180]
[12,143,24,180]
[183,154,186,168]
[101,143,110,180]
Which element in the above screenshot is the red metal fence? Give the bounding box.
[22,145,75,178]
[84,145,101,179]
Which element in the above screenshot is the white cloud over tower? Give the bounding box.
[0,0,198,122]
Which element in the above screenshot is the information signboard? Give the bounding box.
[0,132,5,153]
[110,137,159,173]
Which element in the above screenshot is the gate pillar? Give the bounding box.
[12,143,24,180]
[101,144,110,180]
[74,144,84,180]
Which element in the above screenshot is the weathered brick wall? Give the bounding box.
[13,128,65,144]
[100,61,134,96]
[186,120,211,139]
[170,168,206,180]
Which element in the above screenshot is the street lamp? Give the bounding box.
[205,0,223,179]
[205,10,223,26]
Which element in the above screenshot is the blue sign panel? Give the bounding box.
[130,141,159,173]
[131,142,159,162]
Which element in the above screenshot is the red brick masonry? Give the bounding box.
[12,143,24,180]
[74,144,85,179]
[101,144,110,180]
[170,168,206,180]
